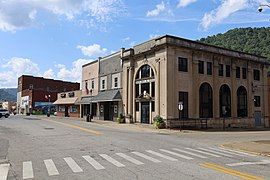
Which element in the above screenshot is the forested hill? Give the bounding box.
[0,88,17,102]
[199,27,270,60]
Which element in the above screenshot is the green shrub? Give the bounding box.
[153,115,165,129]
[117,113,125,124]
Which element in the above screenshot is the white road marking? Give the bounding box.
[185,148,221,157]
[172,148,208,159]
[159,149,193,160]
[116,153,144,165]
[63,157,83,173]
[82,155,105,170]
[227,160,270,167]
[44,159,59,176]
[218,147,257,157]
[131,152,161,163]
[198,148,233,157]
[146,150,178,161]
[99,154,125,167]
[0,163,10,180]
[23,161,34,179]
[208,147,246,157]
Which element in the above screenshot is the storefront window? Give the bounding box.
[70,106,77,113]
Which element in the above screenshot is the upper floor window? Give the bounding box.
[91,80,94,89]
[236,66,240,78]
[242,68,247,79]
[114,77,118,88]
[253,69,260,81]
[198,61,204,74]
[226,65,231,77]
[218,64,224,76]
[29,84,33,90]
[254,96,261,107]
[136,65,154,79]
[207,62,212,75]
[102,79,105,90]
[178,57,188,72]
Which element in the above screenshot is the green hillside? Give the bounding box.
[199,27,270,60]
[0,88,17,102]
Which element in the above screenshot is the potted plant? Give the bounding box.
[117,114,125,124]
[153,115,165,129]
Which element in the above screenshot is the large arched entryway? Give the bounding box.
[199,83,213,118]
[219,84,231,117]
[135,65,155,124]
[237,86,247,117]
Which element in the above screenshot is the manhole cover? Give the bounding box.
[44,128,54,130]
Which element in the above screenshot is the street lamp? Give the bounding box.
[258,4,270,12]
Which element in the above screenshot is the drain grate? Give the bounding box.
[44,127,54,130]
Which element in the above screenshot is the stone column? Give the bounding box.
[156,59,160,115]
[128,67,134,122]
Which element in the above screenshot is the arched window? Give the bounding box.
[219,84,231,117]
[237,86,247,117]
[199,83,213,118]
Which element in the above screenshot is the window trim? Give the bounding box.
[178,57,188,72]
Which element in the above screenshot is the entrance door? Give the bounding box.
[65,106,69,117]
[104,103,111,121]
[254,111,262,126]
[141,102,150,124]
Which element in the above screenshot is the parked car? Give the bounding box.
[0,109,10,118]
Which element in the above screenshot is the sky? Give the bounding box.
[0,0,270,88]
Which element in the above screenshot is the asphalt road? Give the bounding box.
[0,115,269,180]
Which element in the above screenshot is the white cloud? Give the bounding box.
[122,37,130,42]
[0,0,125,32]
[77,44,107,57]
[146,1,173,17]
[43,69,54,79]
[199,0,267,30]
[0,57,40,87]
[177,0,197,7]
[56,58,91,82]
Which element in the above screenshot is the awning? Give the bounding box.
[53,97,78,105]
[76,90,122,104]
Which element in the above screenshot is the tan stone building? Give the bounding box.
[121,35,270,128]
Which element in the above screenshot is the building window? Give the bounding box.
[226,65,231,77]
[151,101,155,112]
[236,66,240,78]
[135,84,139,97]
[254,96,261,107]
[91,80,94,89]
[70,106,78,113]
[219,64,224,76]
[102,79,105,90]
[114,77,118,88]
[85,81,88,90]
[151,82,155,97]
[178,57,188,72]
[141,83,150,94]
[219,84,231,117]
[135,102,139,111]
[141,65,151,78]
[237,86,247,117]
[242,68,247,79]
[199,83,213,118]
[198,61,204,74]
[179,92,188,119]
[59,106,65,112]
[29,84,33,89]
[253,69,260,81]
[207,62,212,75]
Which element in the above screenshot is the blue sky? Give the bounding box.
[0,0,269,88]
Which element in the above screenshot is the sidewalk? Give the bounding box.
[222,140,270,157]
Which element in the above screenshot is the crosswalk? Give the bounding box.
[0,146,260,180]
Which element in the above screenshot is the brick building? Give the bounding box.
[17,75,80,114]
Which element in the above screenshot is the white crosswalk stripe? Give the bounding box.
[63,157,83,173]
[0,163,10,180]
[100,154,125,167]
[185,148,221,157]
[172,148,208,159]
[132,152,161,163]
[82,155,105,170]
[44,159,59,176]
[116,153,144,165]
[146,150,178,161]
[208,147,246,157]
[23,161,34,179]
[159,149,193,160]
[218,147,257,157]
[197,148,233,157]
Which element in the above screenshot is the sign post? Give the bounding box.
[178,101,183,131]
